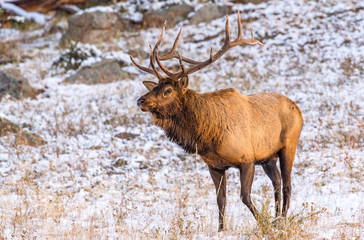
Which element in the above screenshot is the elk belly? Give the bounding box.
[216,132,255,165]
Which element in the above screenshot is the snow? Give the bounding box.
[74,5,116,16]
[0,2,45,25]
[0,0,363,239]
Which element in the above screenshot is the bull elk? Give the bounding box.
[131,11,303,231]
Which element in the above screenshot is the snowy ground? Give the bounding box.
[0,0,363,239]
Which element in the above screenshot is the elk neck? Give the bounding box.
[152,89,233,155]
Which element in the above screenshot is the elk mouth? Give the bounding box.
[138,103,154,112]
[140,105,153,112]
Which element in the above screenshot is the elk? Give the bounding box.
[131,11,303,231]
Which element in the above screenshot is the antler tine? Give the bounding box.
[155,48,175,77]
[155,21,167,53]
[149,45,164,80]
[130,56,156,76]
[234,28,264,46]
[230,11,264,47]
[179,12,264,77]
[171,28,182,55]
[225,13,231,44]
[153,21,175,78]
[237,10,242,40]
[150,20,166,67]
[153,22,195,79]
[176,52,186,75]
[158,27,181,61]
[158,27,202,65]
[129,21,167,79]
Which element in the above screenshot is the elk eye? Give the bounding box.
[164,88,172,97]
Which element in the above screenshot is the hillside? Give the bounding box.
[0,0,363,239]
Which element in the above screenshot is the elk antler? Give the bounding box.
[155,10,264,80]
[129,21,167,80]
[130,21,201,80]
[130,11,264,81]
[157,26,202,64]
[130,53,161,79]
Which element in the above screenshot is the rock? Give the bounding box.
[0,41,20,65]
[64,59,134,84]
[142,4,194,29]
[60,11,134,45]
[12,0,86,13]
[0,69,42,100]
[84,0,114,8]
[15,130,47,147]
[115,132,139,140]
[0,117,20,137]
[0,117,47,147]
[189,5,232,25]
[113,158,128,167]
[231,0,269,4]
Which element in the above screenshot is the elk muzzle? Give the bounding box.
[137,97,145,107]
[137,96,155,112]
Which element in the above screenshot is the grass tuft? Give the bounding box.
[251,201,327,239]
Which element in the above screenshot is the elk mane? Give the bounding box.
[153,89,236,154]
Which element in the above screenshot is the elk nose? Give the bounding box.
[137,97,145,107]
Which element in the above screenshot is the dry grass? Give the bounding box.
[1,59,362,240]
[0,66,362,239]
[0,145,362,239]
[1,1,363,239]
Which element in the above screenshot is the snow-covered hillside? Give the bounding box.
[0,0,363,239]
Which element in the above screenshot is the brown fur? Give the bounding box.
[133,11,303,231]
[138,78,303,230]
[142,80,303,166]
[155,88,236,155]
[137,77,303,231]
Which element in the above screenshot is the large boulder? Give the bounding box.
[64,59,133,84]
[60,11,134,45]
[0,117,47,147]
[189,5,232,25]
[142,4,194,29]
[0,69,42,100]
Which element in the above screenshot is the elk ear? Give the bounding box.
[179,76,189,92]
[142,81,157,91]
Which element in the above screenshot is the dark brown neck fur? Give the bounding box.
[153,89,233,155]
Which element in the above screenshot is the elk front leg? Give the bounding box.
[239,163,258,218]
[208,165,227,231]
[262,157,282,217]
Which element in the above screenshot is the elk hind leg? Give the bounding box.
[208,165,227,231]
[239,163,258,218]
[262,156,282,217]
[278,147,296,217]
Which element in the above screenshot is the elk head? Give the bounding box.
[136,76,188,117]
[131,11,263,115]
